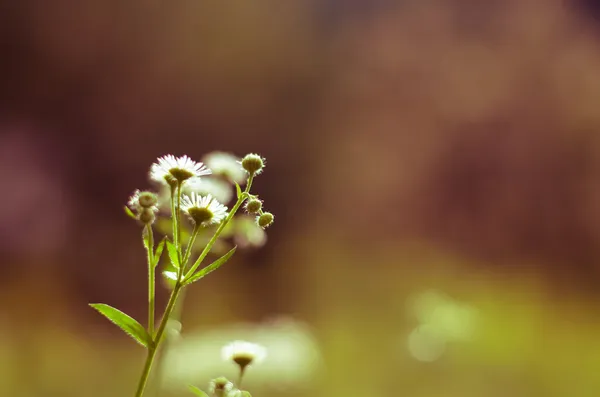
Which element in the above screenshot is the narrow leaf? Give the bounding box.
[89,303,151,348]
[184,246,237,285]
[188,385,209,397]
[166,240,180,269]
[154,237,166,268]
[124,206,137,220]
[235,182,242,199]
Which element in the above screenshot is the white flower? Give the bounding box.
[203,151,246,184]
[149,154,211,185]
[180,192,228,226]
[185,177,233,204]
[127,189,142,210]
[222,340,267,369]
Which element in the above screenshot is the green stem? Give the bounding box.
[170,186,178,251]
[145,225,155,336]
[182,224,201,274]
[134,283,183,397]
[176,182,183,253]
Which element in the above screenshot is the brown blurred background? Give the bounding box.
[2,0,600,396]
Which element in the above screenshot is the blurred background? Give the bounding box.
[2,0,600,396]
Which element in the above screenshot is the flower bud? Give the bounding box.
[138,191,158,208]
[139,208,156,224]
[244,198,262,214]
[256,212,274,229]
[240,153,265,175]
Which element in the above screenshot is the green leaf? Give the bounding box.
[154,237,166,268]
[187,385,209,397]
[235,182,242,199]
[124,206,137,220]
[184,246,237,285]
[89,303,151,348]
[241,391,252,397]
[166,240,180,269]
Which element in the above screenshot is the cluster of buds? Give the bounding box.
[127,190,159,224]
[239,154,274,230]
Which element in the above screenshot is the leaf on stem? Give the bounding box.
[166,239,180,269]
[187,385,209,397]
[124,206,137,220]
[89,303,151,348]
[184,246,237,286]
[235,182,242,199]
[154,237,166,268]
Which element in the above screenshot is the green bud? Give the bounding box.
[257,212,274,229]
[241,153,265,175]
[244,198,262,214]
[139,208,156,224]
[138,191,158,208]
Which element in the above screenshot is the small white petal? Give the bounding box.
[222,340,267,365]
[149,154,211,185]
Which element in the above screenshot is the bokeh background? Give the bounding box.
[2,0,600,396]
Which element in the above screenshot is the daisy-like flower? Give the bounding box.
[180,192,228,226]
[185,177,233,204]
[222,340,267,371]
[149,154,211,186]
[203,151,247,184]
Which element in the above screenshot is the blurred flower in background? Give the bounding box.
[161,317,323,394]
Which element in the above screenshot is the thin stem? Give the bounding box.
[237,367,246,389]
[170,186,178,250]
[176,182,183,253]
[145,225,155,336]
[182,224,201,273]
[134,283,183,397]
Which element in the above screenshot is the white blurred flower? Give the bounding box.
[203,152,246,184]
[222,340,267,370]
[185,177,234,204]
[181,193,228,226]
[150,154,211,185]
[161,318,324,392]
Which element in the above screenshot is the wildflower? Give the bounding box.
[181,192,228,226]
[240,154,265,176]
[256,212,274,229]
[244,198,262,214]
[185,177,233,204]
[208,377,234,397]
[203,152,246,184]
[222,340,267,371]
[150,154,211,186]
